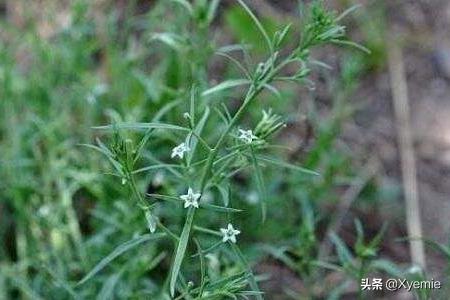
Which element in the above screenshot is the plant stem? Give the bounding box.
[171,51,296,296]
[231,243,263,300]
[128,170,178,241]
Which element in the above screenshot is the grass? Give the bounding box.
[1,1,449,299]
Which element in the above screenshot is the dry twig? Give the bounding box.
[388,38,426,270]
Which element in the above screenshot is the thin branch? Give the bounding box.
[388,38,426,270]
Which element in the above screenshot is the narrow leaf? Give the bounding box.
[78,233,165,285]
[169,0,194,15]
[97,272,122,300]
[329,233,354,267]
[132,164,183,175]
[150,32,187,50]
[170,208,195,296]
[256,155,320,176]
[230,243,263,300]
[235,0,273,54]
[250,146,267,222]
[262,84,282,100]
[93,122,189,132]
[188,107,210,164]
[202,79,250,97]
[336,4,362,21]
[330,39,371,54]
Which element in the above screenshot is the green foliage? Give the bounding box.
[1,1,448,299]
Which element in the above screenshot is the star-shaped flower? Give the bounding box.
[238,129,257,144]
[220,223,241,243]
[180,187,201,209]
[171,142,190,159]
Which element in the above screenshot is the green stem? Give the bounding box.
[128,170,178,242]
[231,243,263,300]
[193,225,222,237]
[170,51,296,296]
[358,258,367,300]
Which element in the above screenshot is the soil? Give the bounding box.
[253,0,450,298]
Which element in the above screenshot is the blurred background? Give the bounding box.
[1,0,450,299]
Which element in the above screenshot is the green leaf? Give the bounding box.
[191,241,223,258]
[153,99,183,122]
[249,146,267,222]
[188,107,210,164]
[80,142,124,176]
[230,243,263,300]
[336,4,362,22]
[273,23,292,48]
[329,233,354,268]
[194,238,207,298]
[97,272,122,300]
[78,233,165,285]
[371,259,403,278]
[224,4,278,53]
[256,155,320,176]
[235,0,273,54]
[43,265,79,299]
[202,79,251,97]
[170,208,195,296]
[79,143,112,158]
[419,238,450,259]
[207,0,220,24]
[330,39,371,54]
[169,0,193,15]
[202,203,242,213]
[132,164,183,175]
[215,52,251,79]
[93,122,189,132]
[214,183,230,206]
[150,33,188,50]
[262,84,282,100]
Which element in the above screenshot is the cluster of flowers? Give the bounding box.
[168,128,257,243]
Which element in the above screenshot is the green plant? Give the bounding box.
[81,1,366,298]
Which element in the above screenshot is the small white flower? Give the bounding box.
[220,223,241,243]
[238,129,257,144]
[171,142,190,159]
[180,187,201,209]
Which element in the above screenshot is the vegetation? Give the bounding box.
[0,1,448,299]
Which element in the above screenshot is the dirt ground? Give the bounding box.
[255,0,450,298]
[350,0,450,263]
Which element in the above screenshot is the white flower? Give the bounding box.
[220,223,241,243]
[171,142,190,159]
[238,129,257,144]
[180,187,201,209]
